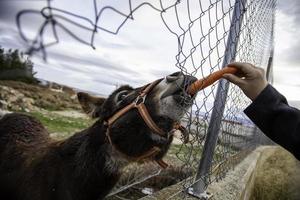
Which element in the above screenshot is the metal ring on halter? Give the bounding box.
[134,95,146,106]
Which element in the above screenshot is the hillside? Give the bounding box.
[0,80,82,111]
[0,80,96,139]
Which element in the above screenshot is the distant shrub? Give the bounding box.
[0,46,38,84]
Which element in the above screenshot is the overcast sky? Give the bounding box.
[273,0,300,101]
[0,0,300,102]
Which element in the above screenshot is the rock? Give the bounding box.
[0,80,81,111]
[0,109,11,119]
[0,85,37,111]
[0,100,8,110]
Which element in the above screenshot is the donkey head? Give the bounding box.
[77,72,197,162]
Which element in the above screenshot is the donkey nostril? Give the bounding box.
[166,71,182,82]
[166,75,178,82]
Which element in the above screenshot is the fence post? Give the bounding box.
[254,5,275,147]
[187,0,248,198]
[266,6,275,84]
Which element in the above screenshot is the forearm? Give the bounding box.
[244,84,300,160]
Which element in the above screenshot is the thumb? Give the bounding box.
[223,73,244,86]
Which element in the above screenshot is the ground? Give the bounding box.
[141,146,300,200]
[251,147,300,200]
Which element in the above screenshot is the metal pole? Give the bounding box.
[266,4,275,84]
[257,3,276,147]
[188,0,248,198]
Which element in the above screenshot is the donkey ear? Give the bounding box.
[77,92,106,118]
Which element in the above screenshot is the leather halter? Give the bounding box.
[103,78,174,168]
[105,78,165,136]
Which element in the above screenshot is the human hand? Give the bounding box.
[222,62,268,101]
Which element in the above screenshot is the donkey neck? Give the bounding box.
[59,120,130,173]
[57,121,127,199]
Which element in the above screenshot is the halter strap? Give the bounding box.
[105,78,164,136]
[103,78,176,168]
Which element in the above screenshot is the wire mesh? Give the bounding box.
[16,0,276,199]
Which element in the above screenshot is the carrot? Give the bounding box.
[187,66,237,95]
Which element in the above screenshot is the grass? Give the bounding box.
[167,143,203,167]
[27,111,93,139]
[251,147,300,200]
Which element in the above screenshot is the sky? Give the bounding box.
[0,0,300,102]
[273,0,300,101]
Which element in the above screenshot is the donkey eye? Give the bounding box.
[117,91,129,101]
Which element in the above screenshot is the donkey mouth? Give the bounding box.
[154,72,197,108]
[154,73,197,120]
[161,88,195,107]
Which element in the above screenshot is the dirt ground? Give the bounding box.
[250,146,300,200]
[141,146,300,200]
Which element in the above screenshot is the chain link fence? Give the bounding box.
[16,0,276,199]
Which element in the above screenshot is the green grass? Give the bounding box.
[166,143,203,169]
[27,111,93,139]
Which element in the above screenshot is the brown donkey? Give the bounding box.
[0,72,197,200]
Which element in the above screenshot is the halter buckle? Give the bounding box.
[134,95,146,106]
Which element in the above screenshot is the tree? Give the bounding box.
[0,46,38,84]
[10,49,23,69]
[0,47,4,69]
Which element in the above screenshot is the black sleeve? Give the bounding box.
[244,84,300,160]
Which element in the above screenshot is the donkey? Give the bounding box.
[0,72,197,200]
